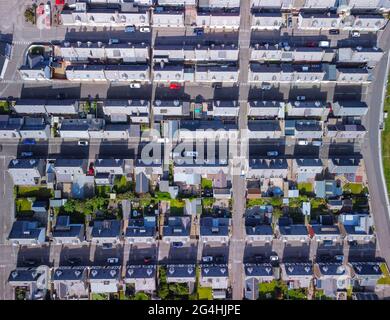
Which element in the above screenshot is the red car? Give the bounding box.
[305,41,317,47]
[169,83,181,90]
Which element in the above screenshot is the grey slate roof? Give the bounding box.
[166,264,196,278]
[89,266,121,280]
[244,263,274,277]
[317,263,346,276]
[52,266,87,281]
[8,268,44,283]
[91,220,121,238]
[125,265,156,279]
[284,263,313,276]
[8,221,44,240]
[350,262,382,276]
[200,264,229,277]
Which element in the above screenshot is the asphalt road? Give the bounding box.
[361,22,390,267]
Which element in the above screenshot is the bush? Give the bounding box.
[24,7,35,24]
[113,176,132,194]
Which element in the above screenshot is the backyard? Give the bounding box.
[16,186,54,199]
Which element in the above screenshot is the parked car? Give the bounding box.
[312,140,322,147]
[20,152,33,157]
[297,140,308,146]
[22,138,36,145]
[261,83,272,90]
[213,82,222,89]
[140,26,151,33]
[202,256,213,263]
[351,30,361,37]
[194,28,204,36]
[172,242,183,248]
[296,96,306,101]
[154,6,164,13]
[267,151,279,157]
[125,25,136,33]
[109,38,119,44]
[129,82,141,88]
[78,140,88,146]
[329,29,340,35]
[318,41,330,48]
[335,255,344,263]
[169,83,181,90]
[107,257,119,264]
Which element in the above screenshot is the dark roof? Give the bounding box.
[162,216,191,237]
[166,264,196,278]
[91,220,121,238]
[245,225,273,236]
[311,224,341,235]
[89,266,121,280]
[279,224,308,236]
[8,268,45,283]
[8,221,44,240]
[317,263,346,276]
[125,265,156,279]
[200,264,229,277]
[52,267,87,281]
[53,215,84,238]
[284,263,313,276]
[245,263,274,277]
[200,217,230,236]
[350,262,382,276]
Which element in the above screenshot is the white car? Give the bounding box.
[297,140,308,146]
[78,140,88,146]
[352,30,361,38]
[129,82,141,88]
[139,26,151,33]
[202,256,213,263]
[107,258,119,264]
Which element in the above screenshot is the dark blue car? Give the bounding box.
[194,28,204,36]
[22,138,36,145]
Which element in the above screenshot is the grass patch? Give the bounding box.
[201,178,213,189]
[258,280,287,300]
[298,182,313,193]
[95,185,111,197]
[0,100,10,114]
[91,293,108,300]
[343,183,364,195]
[382,72,390,199]
[16,198,32,213]
[197,286,213,300]
[169,199,185,215]
[16,186,54,199]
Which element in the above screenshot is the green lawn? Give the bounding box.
[258,280,287,300]
[382,72,390,198]
[377,263,390,285]
[201,178,213,189]
[16,186,54,199]
[343,183,364,195]
[247,198,267,208]
[16,198,32,213]
[91,293,108,300]
[197,287,213,300]
[95,185,111,197]
[298,182,313,193]
[202,197,215,209]
[169,199,185,215]
[0,100,10,114]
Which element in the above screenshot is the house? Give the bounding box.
[284,119,323,139]
[326,124,366,140]
[200,264,229,289]
[349,262,383,288]
[195,65,239,83]
[12,99,46,114]
[308,221,343,244]
[339,213,375,242]
[314,180,342,199]
[124,265,156,292]
[200,217,230,243]
[251,12,284,30]
[293,158,323,183]
[8,266,50,300]
[8,159,45,186]
[336,68,370,83]
[298,13,341,30]
[331,101,368,117]
[125,215,156,244]
[165,264,196,283]
[89,220,122,244]
[60,3,150,27]
[0,115,22,139]
[328,158,361,176]
[337,47,383,67]
[248,159,289,179]
[0,41,12,80]
[153,100,190,117]
[245,205,273,242]
[207,100,239,117]
[60,41,149,63]
[102,99,150,120]
[52,266,89,300]
[94,159,124,176]
[58,118,105,139]
[51,216,85,245]
[152,9,185,27]
[286,101,329,118]
[89,266,121,294]
[153,64,193,82]
[196,10,240,29]
[247,101,285,118]
[199,0,240,7]
[247,120,282,139]
[277,217,309,242]
[54,159,87,183]
[8,221,46,246]
[244,263,275,300]
[177,120,239,140]
[280,263,313,288]
[162,216,191,243]
[19,117,50,140]
[314,263,351,298]
[349,15,387,31]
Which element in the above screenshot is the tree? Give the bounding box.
[24,7,35,24]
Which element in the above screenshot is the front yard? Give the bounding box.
[16,186,54,199]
